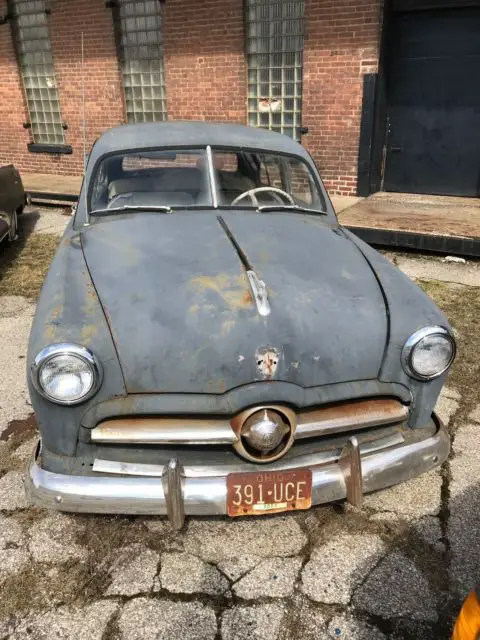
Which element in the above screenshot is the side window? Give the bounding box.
[285,157,314,205]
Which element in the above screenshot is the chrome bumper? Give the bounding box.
[25,418,449,529]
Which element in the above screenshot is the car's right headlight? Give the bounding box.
[32,343,102,405]
[402,326,456,381]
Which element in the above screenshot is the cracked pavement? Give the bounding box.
[0,207,479,639]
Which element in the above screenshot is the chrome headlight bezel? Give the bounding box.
[31,343,102,405]
[402,326,456,381]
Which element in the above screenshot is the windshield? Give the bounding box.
[89,147,326,213]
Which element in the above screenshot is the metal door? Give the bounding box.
[384,8,480,196]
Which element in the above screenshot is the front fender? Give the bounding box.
[343,230,453,427]
[27,221,126,456]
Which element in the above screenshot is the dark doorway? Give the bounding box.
[384,7,480,196]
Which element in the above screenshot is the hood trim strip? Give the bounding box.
[217,215,271,317]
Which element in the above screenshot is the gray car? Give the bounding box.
[25,122,456,528]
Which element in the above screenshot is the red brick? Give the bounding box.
[0,0,382,195]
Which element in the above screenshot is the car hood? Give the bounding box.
[81,212,387,394]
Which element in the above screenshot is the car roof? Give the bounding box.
[87,121,311,169]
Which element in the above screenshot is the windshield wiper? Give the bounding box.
[257,205,328,216]
[90,205,172,216]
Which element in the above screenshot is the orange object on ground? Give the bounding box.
[452,590,480,640]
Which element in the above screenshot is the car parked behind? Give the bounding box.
[0,164,27,244]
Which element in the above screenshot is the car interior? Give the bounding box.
[90,149,316,211]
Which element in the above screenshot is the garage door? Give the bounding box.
[384,7,480,196]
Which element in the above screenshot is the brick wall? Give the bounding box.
[164,0,247,123]
[0,0,29,171]
[0,0,124,176]
[303,0,383,195]
[0,0,383,195]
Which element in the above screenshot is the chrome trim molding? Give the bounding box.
[246,270,271,317]
[91,430,405,478]
[31,343,102,406]
[25,417,449,525]
[295,398,408,439]
[401,326,456,381]
[89,399,408,447]
[91,417,237,445]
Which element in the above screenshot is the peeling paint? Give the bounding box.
[43,325,56,342]
[255,347,281,378]
[80,323,99,345]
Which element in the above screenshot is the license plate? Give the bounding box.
[227,468,312,517]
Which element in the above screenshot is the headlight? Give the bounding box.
[402,327,455,381]
[32,344,102,405]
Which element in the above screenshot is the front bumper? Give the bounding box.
[25,416,449,528]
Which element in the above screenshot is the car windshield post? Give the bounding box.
[206,145,218,208]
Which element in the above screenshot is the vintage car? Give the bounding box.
[25,122,455,528]
[0,164,26,244]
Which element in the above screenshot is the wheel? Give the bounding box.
[16,194,27,215]
[8,210,18,242]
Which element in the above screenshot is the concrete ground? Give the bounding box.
[0,207,479,639]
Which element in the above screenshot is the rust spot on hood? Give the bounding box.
[190,273,254,311]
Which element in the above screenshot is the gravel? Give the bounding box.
[7,600,119,640]
[0,471,29,511]
[117,598,217,640]
[106,544,160,596]
[354,551,438,621]
[328,614,387,639]
[184,517,307,563]
[233,557,302,599]
[221,603,287,640]
[217,554,261,582]
[0,297,35,436]
[362,469,442,519]
[160,551,229,595]
[448,423,480,596]
[301,534,386,605]
[28,513,87,563]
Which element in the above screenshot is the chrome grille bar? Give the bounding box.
[90,398,408,446]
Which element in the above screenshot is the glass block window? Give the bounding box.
[11,0,64,145]
[245,0,305,140]
[116,0,167,123]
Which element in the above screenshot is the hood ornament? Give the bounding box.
[247,270,270,317]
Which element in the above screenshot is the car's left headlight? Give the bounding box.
[32,344,102,405]
[402,326,456,381]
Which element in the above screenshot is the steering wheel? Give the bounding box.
[231,186,295,207]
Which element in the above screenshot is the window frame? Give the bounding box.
[245,0,305,141]
[110,0,168,124]
[87,145,327,215]
[9,0,70,152]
